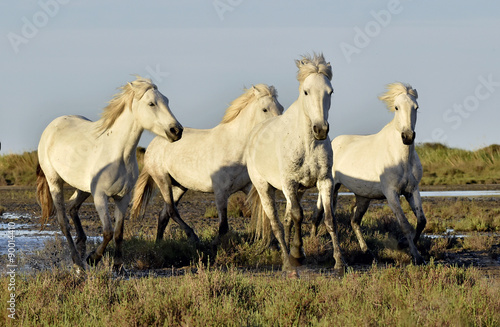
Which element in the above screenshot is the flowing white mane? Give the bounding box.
[378,82,418,112]
[220,84,278,124]
[296,53,332,84]
[97,76,157,132]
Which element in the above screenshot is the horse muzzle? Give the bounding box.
[313,122,329,140]
[401,131,416,145]
[166,124,183,142]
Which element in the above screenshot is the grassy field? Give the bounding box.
[0,143,499,325]
[1,261,498,326]
[1,188,499,325]
[1,143,499,187]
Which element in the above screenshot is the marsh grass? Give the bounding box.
[1,262,499,326]
[0,151,38,186]
[416,143,500,185]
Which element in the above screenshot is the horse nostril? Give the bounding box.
[168,125,183,141]
[313,125,319,135]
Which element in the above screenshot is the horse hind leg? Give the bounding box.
[156,203,171,241]
[112,195,129,271]
[214,189,230,237]
[86,193,114,266]
[68,190,90,260]
[51,182,85,268]
[351,195,371,253]
[157,184,199,244]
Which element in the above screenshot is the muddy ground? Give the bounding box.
[1,186,499,280]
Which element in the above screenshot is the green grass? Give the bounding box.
[0,151,38,186]
[1,262,498,326]
[416,143,500,186]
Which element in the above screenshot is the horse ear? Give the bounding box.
[252,85,260,97]
[295,59,302,68]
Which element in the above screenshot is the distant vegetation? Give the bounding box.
[0,143,498,187]
[416,143,500,186]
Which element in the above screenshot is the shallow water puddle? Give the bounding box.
[0,212,102,255]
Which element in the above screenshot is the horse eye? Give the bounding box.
[262,108,268,112]
[304,90,308,96]
[148,102,155,107]
[395,106,399,111]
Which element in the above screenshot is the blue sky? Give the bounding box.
[1,0,499,153]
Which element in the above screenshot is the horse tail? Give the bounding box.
[36,163,54,229]
[131,168,156,220]
[246,186,272,246]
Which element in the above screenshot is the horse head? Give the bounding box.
[220,84,283,127]
[129,77,183,142]
[296,54,334,140]
[379,83,418,145]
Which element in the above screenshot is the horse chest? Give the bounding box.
[285,149,325,188]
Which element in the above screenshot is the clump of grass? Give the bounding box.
[227,192,250,218]
[120,236,197,269]
[0,151,38,186]
[203,205,218,218]
[461,233,497,251]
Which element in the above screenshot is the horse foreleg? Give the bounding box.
[51,184,85,268]
[351,195,371,253]
[283,186,305,266]
[112,195,129,269]
[405,190,427,245]
[87,194,113,266]
[310,196,324,236]
[318,178,345,271]
[68,190,90,260]
[386,192,425,265]
[257,183,293,272]
[312,183,340,236]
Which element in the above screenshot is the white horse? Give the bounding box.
[245,53,344,272]
[313,82,426,265]
[131,84,283,242]
[37,77,183,269]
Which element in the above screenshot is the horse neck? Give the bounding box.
[220,102,263,138]
[98,108,143,163]
[286,100,316,144]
